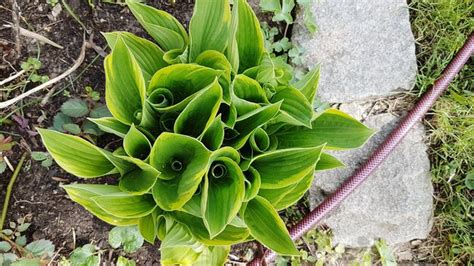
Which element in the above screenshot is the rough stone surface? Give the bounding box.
[292,0,417,103]
[310,103,433,247]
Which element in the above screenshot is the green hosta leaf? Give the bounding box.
[259,170,314,210]
[174,79,222,137]
[138,210,161,244]
[148,64,222,112]
[62,184,138,226]
[123,124,152,160]
[271,86,313,127]
[200,115,224,151]
[316,153,345,171]
[189,0,231,62]
[126,0,188,51]
[163,48,186,64]
[25,239,55,257]
[109,226,144,253]
[202,157,245,238]
[236,0,265,72]
[250,145,324,189]
[89,117,130,138]
[103,31,167,84]
[243,166,261,202]
[195,50,232,102]
[150,133,211,210]
[229,102,282,149]
[37,129,115,178]
[61,98,89,118]
[276,109,375,150]
[105,37,145,125]
[232,74,269,115]
[195,246,230,266]
[226,0,239,72]
[293,68,320,104]
[119,166,158,195]
[243,196,299,255]
[93,193,156,218]
[218,103,238,128]
[172,212,250,246]
[160,223,204,266]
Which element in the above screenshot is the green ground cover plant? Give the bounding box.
[410,0,473,263]
[37,0,373,264]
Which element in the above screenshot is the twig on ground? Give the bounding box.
[9,0,21,58]
[40,85,56,106]
[3,24,64,49]
[0,40,87,109]
[0,69,25,86]
[3,156,14,171]
[0,152,26,231]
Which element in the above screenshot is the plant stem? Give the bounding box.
[0,152,26,231]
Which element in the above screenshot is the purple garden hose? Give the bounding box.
[250,33,474,265]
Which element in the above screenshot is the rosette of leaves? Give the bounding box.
[37,0,374,264]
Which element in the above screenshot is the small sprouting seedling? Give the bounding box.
[1,217,55,265]
[46,0,60,7]
[108,226,144,254]
[20,57,50,84]
[374,239,396,266]
[85,86,101,102]
[117,256,136,266]
[31,151,54,168]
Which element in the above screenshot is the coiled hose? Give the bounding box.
[250,33,474,265]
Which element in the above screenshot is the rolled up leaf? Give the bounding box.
[37,129,115,178]
[196,50,232,102]
[105,38,145,125]
[202,157,245,237]
[243,196,299,256]
[250,145,324,189]
[62,184,137,226]
[200,115,225,151]
[148,64,222,112]
[174,80,222,137]
[275,108,375,150]
[189,0,231,62]
[228,102,281,149]
[123,124,152,160]
[243,166,261,202]
[150,133,211,210]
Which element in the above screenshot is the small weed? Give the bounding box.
[31,151,53,168]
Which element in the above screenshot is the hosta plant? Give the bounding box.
[38,0,373,264]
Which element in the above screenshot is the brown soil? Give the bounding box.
[0,1,195,264]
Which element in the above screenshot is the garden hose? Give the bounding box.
[250,33,474,265]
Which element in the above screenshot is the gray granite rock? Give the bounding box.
[310,103,433,247]
[292,0,417,103]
